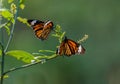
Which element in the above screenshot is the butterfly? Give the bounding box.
[56,36,85,56]
[27,19,54,40]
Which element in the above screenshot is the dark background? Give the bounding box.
[3,0,120,84]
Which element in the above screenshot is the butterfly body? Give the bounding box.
[57,37,85,56]
[27,20,53,40]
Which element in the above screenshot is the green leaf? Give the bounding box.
[0,23,7,29]
[52,25,66,43]
[59,32,66,43]
[4,25,10,35]
[19,0,25,9]
[20,4,25,9]
[6,50,35,63]
[10,3,17,14]
[0,23,11,35]
[0,8,7,12]
[8,0,14,3]
[1,10,13,20]
[0,21,11,35]
[17,17,27,24]
[0,75,9,79]
[55,25,62,32]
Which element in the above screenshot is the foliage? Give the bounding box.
[6,50,35,63]
[0,75,9,80]
[52,25,66,43]
[0,0,88,83]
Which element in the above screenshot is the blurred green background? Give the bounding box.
[2,0,120,84]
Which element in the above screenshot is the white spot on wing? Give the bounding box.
[31,20,37,26]
[57,47,60,54]
[78,45,85,54]
[44,21,51,27]
[78,45,82,54]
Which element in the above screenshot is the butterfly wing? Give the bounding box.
[57,38,78,56]
[27,20,44,27]
[57,41,66,56]
[57,37,85,56]
[78,45,85,54]
[65,39,78,56]
[27,20,53,40]
[40,21,53,40]
[27,20,44,39]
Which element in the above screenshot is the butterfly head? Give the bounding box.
[63,36,69,42]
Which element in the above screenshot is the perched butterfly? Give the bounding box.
[56,36,85,56]
[27,19,54,40]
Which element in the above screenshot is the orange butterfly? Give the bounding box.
[56,36,85,56]
[27,19,54,40]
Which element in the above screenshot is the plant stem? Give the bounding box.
[4,0,20,53]
[0,0,5,84]
[0,42,5,84]
[4,60,42,75]
[0,1,20,84]
[3,54,58,75]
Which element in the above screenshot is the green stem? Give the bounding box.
[0,42,5,84]
[4,0,20,53]
[0,0,5,84]
[3,60,42,75]
[3,54,58,75]
[0,1,20,84]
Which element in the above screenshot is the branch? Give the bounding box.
[3,54,58,75]
[4,0,20,53]
[77,34,89,44]
[0,1,20,83]
[0,42,5,84]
